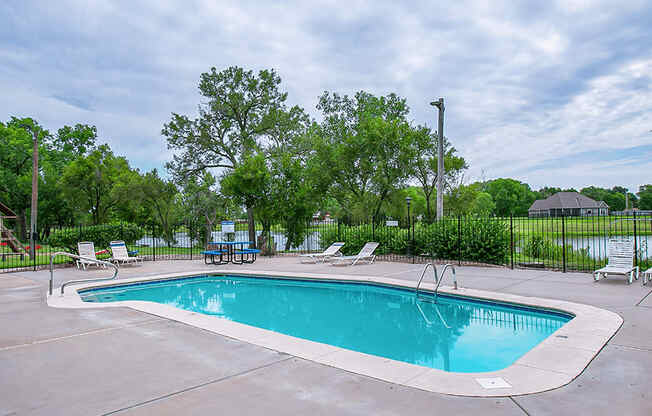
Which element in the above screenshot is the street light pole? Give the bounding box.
[430,98,445,220]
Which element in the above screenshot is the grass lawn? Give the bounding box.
[507,215,652,237]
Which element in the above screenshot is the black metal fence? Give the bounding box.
[1,214,650,274]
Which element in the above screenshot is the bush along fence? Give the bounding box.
[0,214,650,274]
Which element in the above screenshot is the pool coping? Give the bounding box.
[47,269,623,397]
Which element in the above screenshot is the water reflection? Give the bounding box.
[83,277,570,373]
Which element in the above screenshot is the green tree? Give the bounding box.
[412,127,467,220]
[445,183,481,216]
[39,124,99,232]
[52,124,97,156]
[269,153,324,250]
[220,153,275,246]
[580,186,626,211]
[383,187,426,221]
[221,148,325,252]
[485,178,536,216]
[162,66,307,244]
[115,169,180,246]
[470,192,496,216]
[638,185,652,210]
[180,172,234,246]
[61,145,134,224]
[0,117,49,240]
[611,186,638,209]
[314,91,415,221]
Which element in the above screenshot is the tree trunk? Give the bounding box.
[257,221,275,256]
[284,220,293,251]
[247,205,256,246]
[372,190,389,223]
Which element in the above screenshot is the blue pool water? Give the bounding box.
[80,275,572,373]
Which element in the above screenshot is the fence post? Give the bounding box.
[633,210,638,268]
[458,216,462,266]
[561,215,566,273]
[189,221,193,260]
[510,215,514,269]
[406,216,411,261]
[337,220,341,241]
[152,224,156,262]
[412,216,416,264]
[33,232,37,272]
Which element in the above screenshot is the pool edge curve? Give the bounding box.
[46,269,623,397]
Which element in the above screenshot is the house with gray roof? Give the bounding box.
[528,192,609,217]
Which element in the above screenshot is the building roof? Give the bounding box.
[528,192,608,211]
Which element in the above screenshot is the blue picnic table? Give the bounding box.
[202,241,260,264]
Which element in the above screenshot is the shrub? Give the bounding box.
[414,218,510,264]
[319,224,407,256]
[48,224,145,253]
[523,235,555,258]
[522,235,595,267]
[320,218,510,265]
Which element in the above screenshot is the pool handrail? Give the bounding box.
[435,264,458,297]
[415,263,437,297]
[49,251,118,296]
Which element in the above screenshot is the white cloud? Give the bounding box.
[0,0,651,191]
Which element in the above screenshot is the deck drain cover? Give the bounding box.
[476,377,512,389]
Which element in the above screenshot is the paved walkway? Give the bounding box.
[1,258,651,415]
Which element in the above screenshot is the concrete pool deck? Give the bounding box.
[1,258,651,415]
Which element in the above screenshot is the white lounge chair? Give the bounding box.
[643,268,652,286]
[109,240,143,266]
[331,242,379,266]
[593,239,639,284]
[76,241,105,270]
[300,242,345,263]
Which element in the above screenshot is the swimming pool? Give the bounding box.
[79,275,572,373]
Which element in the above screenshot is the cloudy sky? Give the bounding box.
[2,0,651,192]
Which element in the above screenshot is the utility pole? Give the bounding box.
[20,123,39,259]
[430,98,445,220]
[30,128,39,259]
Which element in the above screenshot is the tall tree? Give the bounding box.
[39,124,98,231]
[220,153,275,248]
[411,126,467,220]
[180,172,234,246]
[0,117,48,240]
[315,91,415,221]
[269,151,325,250]
[485,178,536,216]
[445,183,481,216]
[114,169,180,246]
[637,185,652,210]
[61,144,134,224]
[470,192,496,216]
[162,66,307,244]
[580,186,626,211]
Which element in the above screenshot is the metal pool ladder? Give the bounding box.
[415,263,458,301]
[49,252,119,295]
